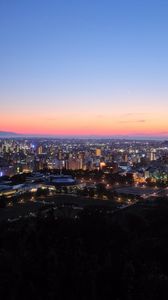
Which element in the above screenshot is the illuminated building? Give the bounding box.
[58,151,62,160]
[37,146,43,155]
[95,148,101,156]
[147,149,156,161]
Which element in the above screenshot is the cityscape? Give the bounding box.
[1,137,168,218]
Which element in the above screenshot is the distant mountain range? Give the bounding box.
[0,131,19,137]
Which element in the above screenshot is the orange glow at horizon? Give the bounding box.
[0,103,168,136]
[0,122,168,136]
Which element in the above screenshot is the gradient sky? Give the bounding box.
[1,0,168,136]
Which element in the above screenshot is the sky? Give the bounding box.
[0,0,168,137]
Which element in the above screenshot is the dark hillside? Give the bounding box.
[0,198,168,299]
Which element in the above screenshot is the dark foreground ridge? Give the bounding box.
[0,198,168,300]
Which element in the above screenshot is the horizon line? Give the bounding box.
[0,131,168,140]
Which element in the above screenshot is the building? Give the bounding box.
[95,148,101,156]
[37,146,43,155]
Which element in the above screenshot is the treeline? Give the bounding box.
[0,198,168,299]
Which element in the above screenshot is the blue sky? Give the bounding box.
[0,0,168,135]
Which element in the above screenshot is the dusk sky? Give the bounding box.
[1,0,168,136]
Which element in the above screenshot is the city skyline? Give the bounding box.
[1,0,168,136]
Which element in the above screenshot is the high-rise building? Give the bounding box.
[58,151,62,160]
[66,158,82,170]
[123,153,128,163]
[37,146,43,155]
[95,148,101,156]
[147,149,156,161]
